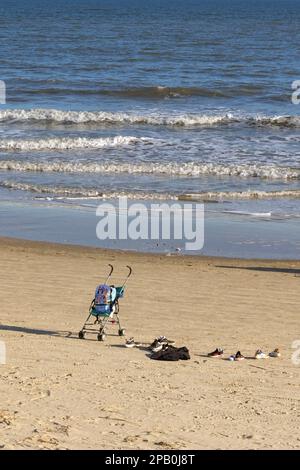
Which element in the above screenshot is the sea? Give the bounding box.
[0,0,299,257]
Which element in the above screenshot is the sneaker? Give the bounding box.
[255,349,268,359]
[149,336,175,352]
[149,338,164,352]
[125,338,138,348]
[234,351,245,361]
[157,335,175,345]
[208,348,224,358]
[269,348,281,358]
[228,355,235,361]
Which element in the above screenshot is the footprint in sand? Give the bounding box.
[0,410,16,426]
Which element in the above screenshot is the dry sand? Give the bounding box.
[0,237,299,450]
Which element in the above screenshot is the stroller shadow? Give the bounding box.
[0,324,73,338]
[0,323,123,342]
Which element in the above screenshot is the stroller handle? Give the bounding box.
[126,265,132,277]
[104,264,114,284]
[101,264,132,292]
[119,265,132,291]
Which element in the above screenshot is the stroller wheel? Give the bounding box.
[97,333,106,342]
[118,329,126,337]
[78,330,85,339]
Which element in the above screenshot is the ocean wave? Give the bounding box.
[0,135,151,150]
[1,180,300,201]
[15,84,276,100]
[253,115,300,127]
[106,86,228,99]
[179,189,300,201]
[0,180,176,200]
[21,85,230,99]
[0,108,233,126]
[0,159,299,180]
[1,108,300,128]
[0,180,104,197]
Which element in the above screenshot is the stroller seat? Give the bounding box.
[79,265,132,341]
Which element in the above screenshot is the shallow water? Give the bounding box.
[0,198,299,259]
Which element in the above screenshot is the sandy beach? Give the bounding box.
[0,237,299,450]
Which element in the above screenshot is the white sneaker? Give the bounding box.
[149,336,174,352]
[125,338,138,348]
[150,339,163,352]
[157,335,175,345]
[255,349,268,359]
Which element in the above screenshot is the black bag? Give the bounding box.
[150,345,190,361]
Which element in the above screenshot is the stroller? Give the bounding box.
[79,264,132,341]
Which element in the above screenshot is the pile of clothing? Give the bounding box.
[125,335,190,361]
[149,336,190,360]
[150,344,190,361]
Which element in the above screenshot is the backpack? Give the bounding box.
[95,284,112,306]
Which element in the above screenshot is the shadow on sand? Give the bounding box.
[0,324,119,342]
[110,344,150,352]
[215,265,300,275]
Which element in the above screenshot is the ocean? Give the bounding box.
[0,0,299,256]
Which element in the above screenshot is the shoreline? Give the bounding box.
[1,235,300,265]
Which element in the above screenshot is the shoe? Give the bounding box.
[228,355,235,361]
[234,351,245,361]
[125,338,135,348]
[255,349,268,359]
[269,348,281,358]
[125,338,140,348]
[150,339,164,353]
[208,348,224,358]
[149,336,175,353]
[157,335,175,345]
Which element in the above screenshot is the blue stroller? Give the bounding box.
[79,264,132,341]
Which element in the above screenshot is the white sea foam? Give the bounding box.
[0,108,300,127]
[0,180,176,199]
[1,180,300,201]
[0,135,150,150]
[254,115,300,127]
[178,189,300,200]
[0,108,233,126]
[0,159,298,179]
[221,210,272,217]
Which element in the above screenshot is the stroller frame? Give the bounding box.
[79,264,132,341]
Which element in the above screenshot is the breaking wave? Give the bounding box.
[1,108,300,127]
[178,189,300,201]
[0,159,299,180]
[0,108,233,126]
[0,180,175,200]
[1,180,300,201]
[0,135,151,150]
